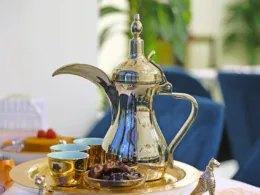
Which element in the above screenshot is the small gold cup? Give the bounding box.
[50,143,90,153]
[47,151,88,187]
[73,138,104,169]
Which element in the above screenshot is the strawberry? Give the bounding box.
[37,129,46,138]
[46,128,57,139]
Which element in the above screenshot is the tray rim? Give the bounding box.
[10,157,201,193]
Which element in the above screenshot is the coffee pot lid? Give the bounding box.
[112,14,165,85]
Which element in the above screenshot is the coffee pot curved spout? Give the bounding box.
[52,63,119,123]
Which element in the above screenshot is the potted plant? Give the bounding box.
[99,0,191,66]
[224,0,260,65]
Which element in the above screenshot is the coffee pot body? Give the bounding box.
[53,14,198,181]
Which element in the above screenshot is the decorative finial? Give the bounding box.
[35,175,53,195]
[131,14,143,38]
[190,158,220,195]
[59,140,67,144]
[134,14,140,20]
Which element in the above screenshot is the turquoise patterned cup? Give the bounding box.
[50,143,90,152]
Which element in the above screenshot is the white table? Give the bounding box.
[4,177,260,195]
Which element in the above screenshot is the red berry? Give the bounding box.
[37,130,46,138]
[46,128,57,139]
[47,128,54,132]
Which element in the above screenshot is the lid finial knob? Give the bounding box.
[131,14,143,38]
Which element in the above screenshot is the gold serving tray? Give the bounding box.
[10,158,200,194]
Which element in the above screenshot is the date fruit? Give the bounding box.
[88,164,103,179]
[88,161,141,181]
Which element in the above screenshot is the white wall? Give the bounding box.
[99,0,128,74]
[187,0,220,68]
[0,0,99,137]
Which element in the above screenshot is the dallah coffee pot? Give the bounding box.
[53,14,198,181]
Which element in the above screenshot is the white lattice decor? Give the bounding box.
[0,95,47,144]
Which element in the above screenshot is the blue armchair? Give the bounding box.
[233,139,260,187]
[218,73,260,165]
[87,96,224,170]
[163,66,211,98]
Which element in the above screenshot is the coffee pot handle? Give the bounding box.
[158,92,198,163]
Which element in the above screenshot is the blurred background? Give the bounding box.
[0,0,260,187]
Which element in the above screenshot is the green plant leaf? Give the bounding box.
[99,0,191,65]
[168,0,190,64]
[141,1,159,60]
[99,24,129,48]
[124,30,132,39]
[223,33,242,51]
[223,0,260,64]
[99,26,112,48]
[100,6,125,17]
[172,35,185,64]
[224,33,240,43]
[156,2,174,42]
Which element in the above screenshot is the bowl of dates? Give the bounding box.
[85,161,146,188]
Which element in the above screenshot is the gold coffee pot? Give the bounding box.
[52,14,198,181]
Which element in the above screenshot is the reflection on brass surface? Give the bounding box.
[48,157,86,187]
[35,175,53,195]
[58,140,67,144]
[191,158,220,195]
[10,158,200,194]
[52,14,198,181]
[87,146,105,170]
[137,164,166,181]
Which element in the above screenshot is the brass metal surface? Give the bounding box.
[85,145,105,169]
[111,14,163,84]
[35,175,54,195]
[10,158,200,194]
[191,158,220,195]
[48,158,86,187]
[52,63,119,124]
[158,92,198,170]
[47,152,88,187]
[52,14,198,181]
[73,138,105,169]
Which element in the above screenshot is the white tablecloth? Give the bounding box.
[3,176,260,195]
